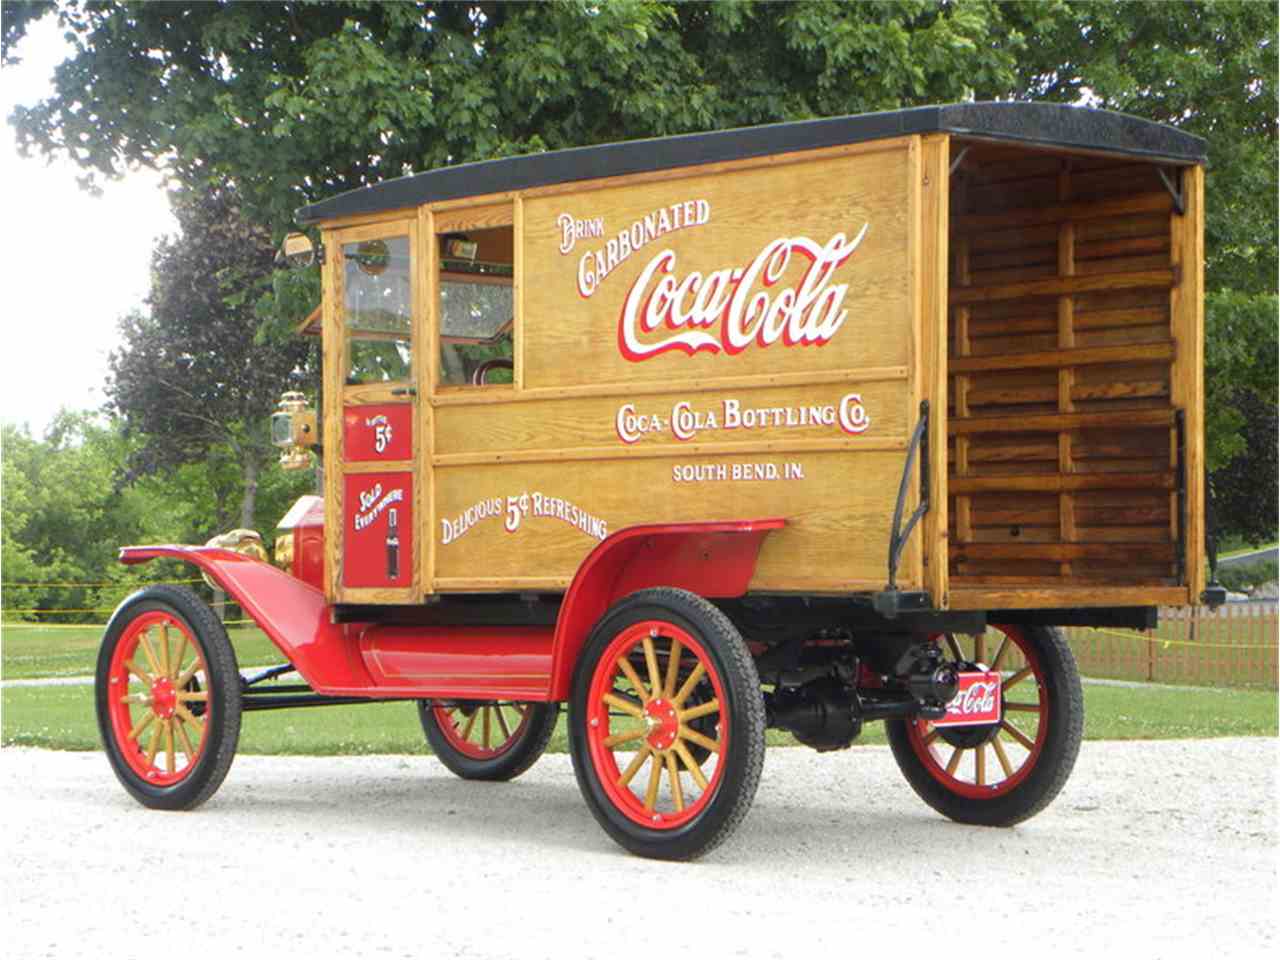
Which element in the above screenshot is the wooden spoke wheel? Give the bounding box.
[95,585,241,810]
[417,699,559,781]
[569,588,765,861]
[886,623,1083,827]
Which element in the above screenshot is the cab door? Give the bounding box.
[323,219,424,603]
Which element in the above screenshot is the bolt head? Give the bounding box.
[590,717,599,728]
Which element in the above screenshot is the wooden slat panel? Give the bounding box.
[953,192,1171,232]
[950,472,1174,494]
[950,408,1175,435]
[950,542,1176,562]
[949,586,1190,610]
[950,341,1173,374]
[948,269,1175,305]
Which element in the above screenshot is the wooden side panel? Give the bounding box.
[324,218,424,605]
[919,134,950,606]
[1170,165,1206,599]
[520,145,913,388]
[425,142,923,594]
[946,142,1199,606]
[432,450,906,593]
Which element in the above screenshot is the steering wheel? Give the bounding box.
[471,358,514,385]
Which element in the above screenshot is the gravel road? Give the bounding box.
[3,740,1275,959]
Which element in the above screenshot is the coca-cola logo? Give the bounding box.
[617,225,869,362]
[947,680,999,717]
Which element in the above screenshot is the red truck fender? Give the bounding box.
[118,544,375,693]
[546,518,785,700]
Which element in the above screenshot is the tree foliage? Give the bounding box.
[103,183,315,528]
[5,0,1276,541]
[1,413,319,621]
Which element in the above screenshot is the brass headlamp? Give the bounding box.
[272,390,317,470]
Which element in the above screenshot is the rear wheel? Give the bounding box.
[569,588,765,860]
[417,700,559,781]
[886,623,1082,826]
[95,585,241,810]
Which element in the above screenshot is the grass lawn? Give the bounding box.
[2,623,283,680]
[3,680,1275,757]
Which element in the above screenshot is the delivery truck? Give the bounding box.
[97,101,1217,859]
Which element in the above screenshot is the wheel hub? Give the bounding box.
[150,678,177,718]
[937,720,1000,750]
[644,698,679,752]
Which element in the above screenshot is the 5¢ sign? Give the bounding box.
[343,404,412,461]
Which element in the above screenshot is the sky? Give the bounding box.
[0,16,177,435]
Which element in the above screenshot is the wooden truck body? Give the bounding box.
[100,103,1216,859]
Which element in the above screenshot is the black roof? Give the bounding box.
[296,101,1206,226]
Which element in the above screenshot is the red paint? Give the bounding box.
[293,523,325,591]
[931,670,1003,728]
[342,472,412,589]
[358,625,553,700]
[343,403,412,461]
[120,545,375,694]
[586,620,728,829]
[282,496,325,590]
[906,625,1048,799]
[432,704,534,759]
[106,609,209,786]
[547,519,783,700]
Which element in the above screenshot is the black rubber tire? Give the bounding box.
[885,623,1083,827]
[568,587,766,861]
[417,700,560,781]
[95,585,242,811]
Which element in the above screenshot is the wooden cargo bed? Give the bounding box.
[945,142,1204,610]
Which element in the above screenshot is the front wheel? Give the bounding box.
[885,623,1083,826]
[95,585,242,810]
[417,700,559,781]
[569,588,766,860]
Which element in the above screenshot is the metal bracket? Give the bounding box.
[886,400,930,591]
[949,146,971,176]
[1157,167,1185,215]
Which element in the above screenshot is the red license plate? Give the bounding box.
[932,670,1002,728]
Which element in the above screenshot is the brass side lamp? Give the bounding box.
[272,390,317,470]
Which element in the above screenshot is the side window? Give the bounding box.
[436,226,514,386]
[343,234,412,385]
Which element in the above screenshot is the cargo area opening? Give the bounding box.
[945,140,1199,604]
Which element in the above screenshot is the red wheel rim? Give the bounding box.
[432,702,533,759]
[906,625,1048,799]
[586,620,728,830]
[107,611,211,786]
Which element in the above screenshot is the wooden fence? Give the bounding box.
[1066,602,1279,688]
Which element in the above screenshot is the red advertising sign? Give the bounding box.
[342,472,413,589]
[932,671,1003,728]
[344,404,412,462]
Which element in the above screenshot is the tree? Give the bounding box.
[1208,389,1278,549]
[6,0,1275,538]
[104,183,315,531]
[1009,1,1278,479]
[2,1,1041,233]
[0,412,183,620]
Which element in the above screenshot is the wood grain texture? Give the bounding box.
[1171,165,1206,597]
[433,379,908,457]
[920,134,950,605]
[949,585,1190,610]
[521,148,914,388]
[325,218,424,605]
[432,451,912,591]
[944,145,1197,597]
